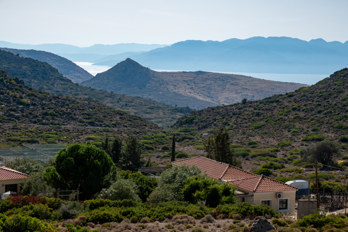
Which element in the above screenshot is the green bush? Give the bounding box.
[147,186,176,203]
[119,170,157,202]
[182,176,235,207]
[2,215,55,232]
[278,168,303,173]
[301,134,325,142]
[250,148,277,158]
[297,213,346,229]
[83,201,209,223]
[310,181,347,194]
[277,141,292,147]
[275,177,294,183]
[83,199,138,210]
[98,179,141,202]
[234,148,250,157]
[56,201,82,219]
[307,173,335,180]
[261,162,285,170]
[272,218,287,226]
[252,168,273,176]
[211,202,281,219]
[250,122,266,130]
[84,207,123,224]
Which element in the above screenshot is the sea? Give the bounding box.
[75,62,328,85]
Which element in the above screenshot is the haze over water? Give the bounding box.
[77,62,327,85]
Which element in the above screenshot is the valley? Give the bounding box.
[0,39,347,232]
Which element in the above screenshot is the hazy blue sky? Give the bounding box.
[1,0,347,46]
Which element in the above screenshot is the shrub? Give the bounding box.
[98,179,141,202]
[307,173,335,180]
[261,162,285,170]
[2,215,55,232]
[211,202,281,219]
[29,203,52,219]
[84,208,123,224]
[250,148,277,158]
[147,186,176,203]
[301,134,325,141]
[339,136,348,143]
[83,199,138,210]
[182,176,236,207]
[275,177,294,183]
[234,148,250,157]
[278,168,303,173]
[119,170,157,202]
[7,195,46,208]
[252,168,273,176]
[155,165,202,201]
[250,122,266,130]
[297,213,345,229]
[272,218,287,226]
[56,201,82,219]
[277,141,292,147]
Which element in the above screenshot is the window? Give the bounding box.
[5,184,17,192]
[261,200,271,206]
[279,199,288,210]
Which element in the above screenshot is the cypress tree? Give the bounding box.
[171,134,176,162]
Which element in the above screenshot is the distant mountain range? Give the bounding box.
[0,50,188,126]
[0,41,165,63]
[0,70,159,145]
[110,37,347,76]
[1,48,93,83]
[2,37,347,79]
[174,68,348,150]
[82,58,306,109]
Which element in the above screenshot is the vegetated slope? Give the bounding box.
[104,37,348,76]
[1,48,93,83]
[82,58,306,109]
[0,50,187,126]
[174,68,348,149]
[0,70,159,144]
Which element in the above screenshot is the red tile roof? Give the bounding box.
[0,166,29,181]
[172,156,296,193]
[172,156,229,179]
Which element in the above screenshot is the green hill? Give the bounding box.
[0,50,187,126]
[0,70,159,145]
[1,47,93,83]
[174,69,348,150]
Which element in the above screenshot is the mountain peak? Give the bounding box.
[85,58,153,90]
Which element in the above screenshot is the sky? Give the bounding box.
[1,0,348,46]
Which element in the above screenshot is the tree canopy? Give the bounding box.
[304,141,340,167]
[43,144,116,200]
[204,128,241,167]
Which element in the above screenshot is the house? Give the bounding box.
[172,156,297,214]
[0,166,29,194]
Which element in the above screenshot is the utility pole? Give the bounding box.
[315,161,320,210]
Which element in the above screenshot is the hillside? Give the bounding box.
[82,58,306,109]
[174,69,348,150]
[95,37,348,78]
[0,50,187,126]
[1,48,93,83]
[0,70,159,145]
